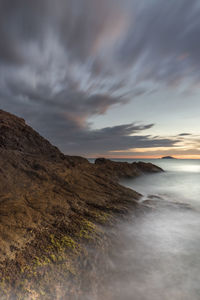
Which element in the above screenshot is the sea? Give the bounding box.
[86,158,200,300]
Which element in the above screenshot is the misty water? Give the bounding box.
[85,159,200,300]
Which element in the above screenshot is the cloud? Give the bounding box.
[31,119,179,156]
[178,133,192,137]
[0,0,200,155]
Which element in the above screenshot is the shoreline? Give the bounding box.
[0,110,163,299]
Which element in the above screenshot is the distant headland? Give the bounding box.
[161,156,176,159]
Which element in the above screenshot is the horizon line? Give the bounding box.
[86,155,200,160]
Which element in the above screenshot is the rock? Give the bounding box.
[0,109,64,161]
[0,109,163,299]
[64,155,90,167]
[135,161,163,173]
[95,158,163,180]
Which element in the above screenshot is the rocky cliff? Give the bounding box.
[0,109,163,299]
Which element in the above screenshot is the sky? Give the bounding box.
[0,0,200,158]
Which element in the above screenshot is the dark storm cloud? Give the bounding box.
[37,121,179,156]
[0,0,199,154]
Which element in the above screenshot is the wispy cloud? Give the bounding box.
[0,0,200,155]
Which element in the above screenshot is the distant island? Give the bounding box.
[161,156,176,159]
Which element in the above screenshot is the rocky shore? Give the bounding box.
[0,110,163,299]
